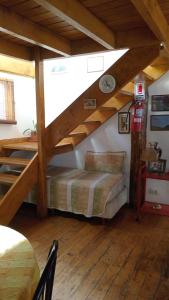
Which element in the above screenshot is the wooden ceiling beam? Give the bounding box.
[34,0,115,50]
[0,5,71,56]
[0,37,61,61]
[0,38,33,61]
[0,55,35,77]
[116,27,159,49]
[130,0,169,53]
[71,28,159,55]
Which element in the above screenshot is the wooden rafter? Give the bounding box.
[34,0,115,50]
[130,0,169,53]
[0,5,71,56]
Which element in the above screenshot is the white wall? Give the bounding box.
[0,72,36,140]
[148,71,169,171]
[44,50,127,126]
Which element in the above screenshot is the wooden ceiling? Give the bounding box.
[0,0,168,60]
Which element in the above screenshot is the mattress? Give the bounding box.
[26,166,127,218]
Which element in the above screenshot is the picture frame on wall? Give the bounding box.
[84,98,96,109]
[150,115,169,131]
[151,95,169,111]
[147,159,166,173]
[118,112,130,134]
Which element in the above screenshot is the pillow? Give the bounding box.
[85,151,126,174]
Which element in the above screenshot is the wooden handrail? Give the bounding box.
[0,153,38,225]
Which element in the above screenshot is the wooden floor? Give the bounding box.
[10,206,169,300]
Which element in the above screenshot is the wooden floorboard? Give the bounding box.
[10,206,169,300]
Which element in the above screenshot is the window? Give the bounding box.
[0,78,16,124]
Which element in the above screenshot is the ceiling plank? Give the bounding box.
[34,0,115,49]
[0,38,33,61]
[0,5,71,56]
[130,0,169,53]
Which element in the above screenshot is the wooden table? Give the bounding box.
[0,225,40,300]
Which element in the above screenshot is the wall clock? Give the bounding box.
[99,74,116,93]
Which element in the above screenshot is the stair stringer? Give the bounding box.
[0,153,38,225]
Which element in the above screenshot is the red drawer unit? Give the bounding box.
[136,164,169,219]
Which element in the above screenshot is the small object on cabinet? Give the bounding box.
[147,159,166,173]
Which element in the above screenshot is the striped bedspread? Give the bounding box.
[47,167,124,217]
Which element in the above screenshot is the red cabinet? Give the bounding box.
[136,165,169,218]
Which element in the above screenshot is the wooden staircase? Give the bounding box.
[1,45,169,225]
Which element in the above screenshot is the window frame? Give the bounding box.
[0,78,16,125]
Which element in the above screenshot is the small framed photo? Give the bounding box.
[84,99,96,109]
[151,95,169,111]
[150,115,169,131]
[147,159,166,173]
[118,112,130,134]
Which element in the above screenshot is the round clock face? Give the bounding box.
[99,74,116,93]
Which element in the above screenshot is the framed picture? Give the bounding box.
[118,112,130,134]
[150,115,169,131]
[84,99,96,109]
[147,159,166,173]
[151,95,169,111]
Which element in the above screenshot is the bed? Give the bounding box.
[27,151,127,219]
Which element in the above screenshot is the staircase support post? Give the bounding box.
[35,47,48,218]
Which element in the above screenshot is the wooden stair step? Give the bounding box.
[68,132,87,138]
[71,123,100,136]
[60,135,85,146]
[2,142,38,151]
[99,106,117,111]
[86,110,114,123]
[82,120,101,126]
[0,173,18,185]
[0,157,30,166]
[118,89,133,96]
[120,82,134,96]
[54,141,73,154]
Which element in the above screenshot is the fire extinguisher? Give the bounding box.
[130,79,145,132]
[131,101,145,132]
